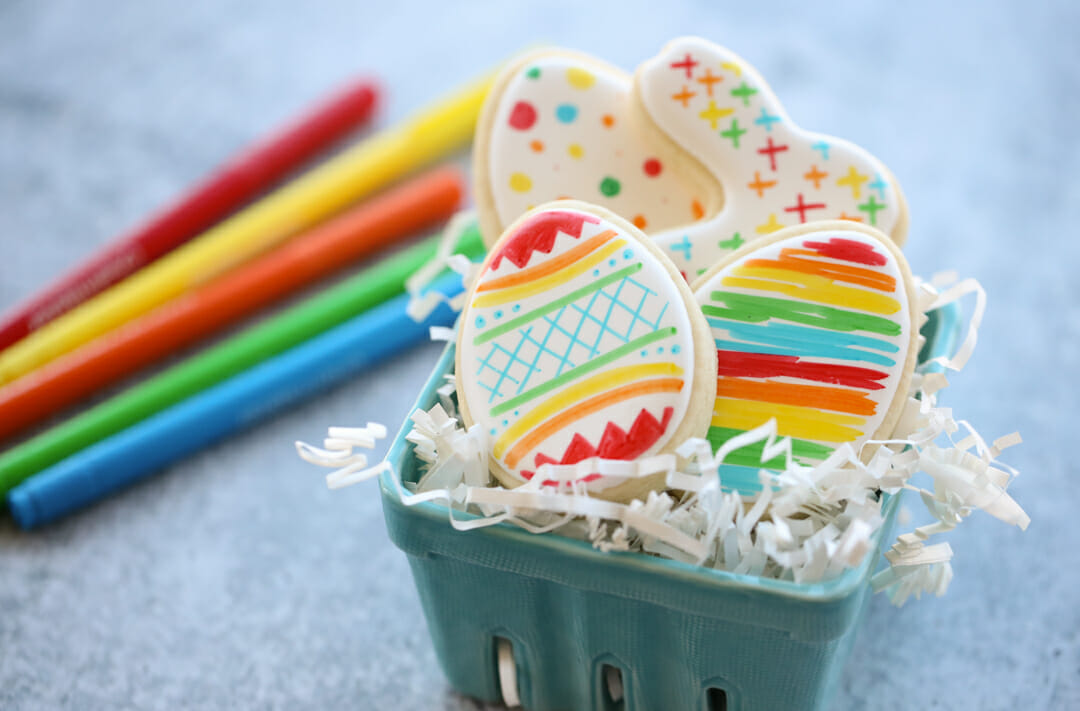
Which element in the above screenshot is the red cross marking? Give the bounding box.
[783,193,828,223]
[670,53,699,79]
[757,137,790,172]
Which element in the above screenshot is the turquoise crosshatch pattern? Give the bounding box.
[473,272,670,404]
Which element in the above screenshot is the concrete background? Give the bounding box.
[1,1,1076,708]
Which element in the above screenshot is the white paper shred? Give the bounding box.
[406,209,482,322]
[299,272,1029,606]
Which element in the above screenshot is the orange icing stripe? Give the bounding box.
[476,229,617,293]
[503,377,684,469]
[741,250,897,292]
[716,377,878,416]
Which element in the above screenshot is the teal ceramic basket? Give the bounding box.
[380,303,960,711]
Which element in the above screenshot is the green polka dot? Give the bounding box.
[525,67,540,79]
[599,176,621,197]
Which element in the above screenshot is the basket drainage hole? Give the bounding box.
[601,664,625,709]
[495,637,521,708]
[706,686,728,711]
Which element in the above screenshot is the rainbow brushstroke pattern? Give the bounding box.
[694,228,911,493]
[459,207,698,487]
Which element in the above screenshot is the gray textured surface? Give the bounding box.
[1,1,1077,709]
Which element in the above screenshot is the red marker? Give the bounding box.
[0,77,380,351]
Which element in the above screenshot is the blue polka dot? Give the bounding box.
[609,259,616,267]
[502,419,509,426]
[512,304,520,312]
[657,346,664,354]
[671,345,681,354]
[475,316,485,328]
[640,350,648,357]
[623,249,633,259]
[513,410,519,416]
[593,269,600,276]
[556,104,578,123]
[494,310,503,319]
[490,428,496,436]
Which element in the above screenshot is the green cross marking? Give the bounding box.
[719,232,745,250]
[730,82,758,106]
[720,119,748,148]
[858,195,886,225]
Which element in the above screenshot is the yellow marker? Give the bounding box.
[0,70,496,386]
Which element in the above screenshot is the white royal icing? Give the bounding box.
[459,206,697,486]
[486,53,712,239]
[640,37,905,276]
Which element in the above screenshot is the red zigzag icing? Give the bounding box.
[521,407,674,481]
[490,210,601,270]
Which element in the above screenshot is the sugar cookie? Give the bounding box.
[690,221,918,493]
[456,201,715,502]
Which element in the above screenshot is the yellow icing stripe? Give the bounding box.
[711,397,866,443]
[473,239,626,309]
[722,266,901,315]
[493,362,684,460]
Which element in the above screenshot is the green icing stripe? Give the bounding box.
[705,291,900,337]
[474,263,643,345]
[706,426,834,469]
[490,327,677,416]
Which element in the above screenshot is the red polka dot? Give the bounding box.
[633,215,648,229]
[643,158,662,177]
[509,101,537,130]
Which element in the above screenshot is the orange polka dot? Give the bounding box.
[691,199,705,220]
[602,114,615,128]
[632,215,648,229]
[530,140,544,153]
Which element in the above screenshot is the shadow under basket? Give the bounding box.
[380,303,961,711]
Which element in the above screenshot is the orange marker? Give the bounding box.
[0,166,464,443]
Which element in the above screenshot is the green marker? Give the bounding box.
[0,223,484,498]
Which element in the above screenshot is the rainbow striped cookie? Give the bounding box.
[456,202,715,501]
[691,221,918,493]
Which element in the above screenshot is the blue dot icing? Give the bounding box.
[512,304,520,312]
[671,345,681,354]
[556,104,578,123]
[623,249,633,259]
[494,310,503,319]
[475,316,485,328]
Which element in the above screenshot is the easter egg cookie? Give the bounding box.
[691,221,918,493]
[456,202,715,502]
[473,48,721,250]
[636,36,908,277]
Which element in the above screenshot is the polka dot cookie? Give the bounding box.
[474,38,907,280]
[456,201,715,502]
[690,221,918,494]
[472,49,721,250]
